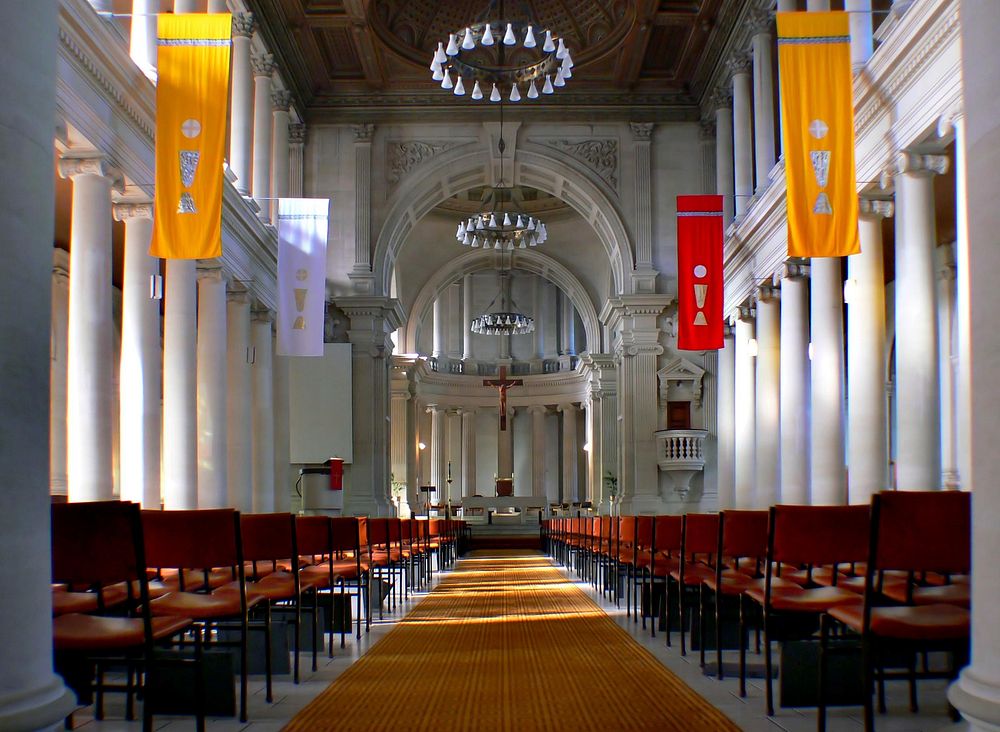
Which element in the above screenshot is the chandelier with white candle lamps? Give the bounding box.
[429,0,574,103]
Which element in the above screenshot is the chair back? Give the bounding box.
[652,515,682,554]
[143,508,241,570]
[636,516,654,550]
[330,517,361,555]
[769,504,869,566]
[52,500,145,589]
[720,510,768,562]
[241,512,296,563]
[367,517,390,549]
[682,513,720,558]
[620,516,637,546]
[296,515,330,558]
[871,491,970,574]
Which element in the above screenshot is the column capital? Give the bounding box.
[196,261,225,281]
[425,404,443,415]
[460,406,479,416]
[859,197,895,219]
[232,12,255,38]
[112,201,153,221]
[556,402,578,413]
[896,151,949,177]
[757,283,779,302]
[251,52,275,78]
[738,304,756,322]
[777,260,810,281]
[271,89,292,112]
[726,52,753,78]
[57,156,124,190]
[629,122,654,141]
[710,86,733,111]
[289,123,307,145]
[527,405,548,416]
[251,307,274,324]
[699,118,716,141]
[352,123,375,143]
[227,285,252,304]
[748,8,773,36]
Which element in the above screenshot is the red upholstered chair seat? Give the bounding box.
[249,570,322,602]
[705,573,800,596]
[159,567,234,592]
[881,581,971,608]
[150,585,266,620]
[54,613,192,652]
[747,585,861,613]
[829,602,970,640]
[670,562,714,586]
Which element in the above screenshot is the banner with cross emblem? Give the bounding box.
[676,195,724,351]
[777,11,859,258]
[151,13,231,259]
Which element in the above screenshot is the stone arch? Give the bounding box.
[403,248,603,356]
[372,143,635,298]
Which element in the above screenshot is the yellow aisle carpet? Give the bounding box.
[284,551,739,732]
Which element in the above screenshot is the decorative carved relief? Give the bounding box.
[657,356,706,408]
[386,141,454,184]
[540,139,619,189]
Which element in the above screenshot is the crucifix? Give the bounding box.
[483,366,523,431]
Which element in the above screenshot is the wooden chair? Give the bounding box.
[743,504,870,715]
[648,515,682,641]
[669,513,719,656]
[820,491,971,731]
[52,501,197,732]
[241,512,321,682]
[143,508,271,723]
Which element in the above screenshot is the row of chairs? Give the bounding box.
[51,503,465,731]
[542,490,971,731]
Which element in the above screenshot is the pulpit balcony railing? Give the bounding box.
[654,429,708,494]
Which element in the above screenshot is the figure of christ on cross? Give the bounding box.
[483,366,523,431]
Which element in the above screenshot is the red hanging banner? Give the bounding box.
[676,195,724,351]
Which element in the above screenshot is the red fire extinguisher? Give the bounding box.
[327,457,344,491]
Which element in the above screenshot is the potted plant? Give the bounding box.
[604,470,619,514]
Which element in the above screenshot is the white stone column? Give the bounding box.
[734,312,756,508]
[461,408,478,497]
[730,53,754,218]
[269,89,291,222]
[846,0,874,69]
[229,13,255,195]
[272,343,292,512]
[630,122,657,290]
[528,405,547,500]
[115,202,161,508]
[805,0,830,9]
[848,200,892,504]
[562,291,576,356]
[463,274,474,361]
[338,299,400,516]
[59,157,119,503]
[196,265,228,508]
[251,52,275,214]
[129,0,157,79]
[780,266,810,504]
[750,10,776,191]
[163,260,198,509]
[713,88,735,226]
[207,0,228,10]
[558,404,579,504]
[226,287,252,511]
[251,309,275,512]
[810,257,847,504]
[755,288,780,508]
[288,123,305,197]
[894,151,948,490]
[50,251,70,498]
[429,406,446,500]
[446,409,462,501]
[938,244,959,488]
[390,366,410,514]
[432,296,444,359]
[717,329,736,509]
[173,0,198,11]
[0,5,77,721]
[948,7,1000,724]
[350,124,375,291]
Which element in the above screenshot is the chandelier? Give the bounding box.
[429,0,574,102]
[471,264,535,336]
[456,185,548,249]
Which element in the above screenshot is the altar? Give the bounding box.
[461,496,547,524]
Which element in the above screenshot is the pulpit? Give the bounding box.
[495,476,514,497]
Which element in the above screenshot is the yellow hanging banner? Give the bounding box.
[777,11,859,258]
[152,14,231,259]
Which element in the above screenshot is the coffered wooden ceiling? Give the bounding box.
[248,0,744,120]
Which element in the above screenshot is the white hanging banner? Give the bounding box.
[277,198,329,356]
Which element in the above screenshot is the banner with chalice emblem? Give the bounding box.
[777,11,859,258]
[277,199,330,357]
[676,195,724,351]
[151,13,231,259]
